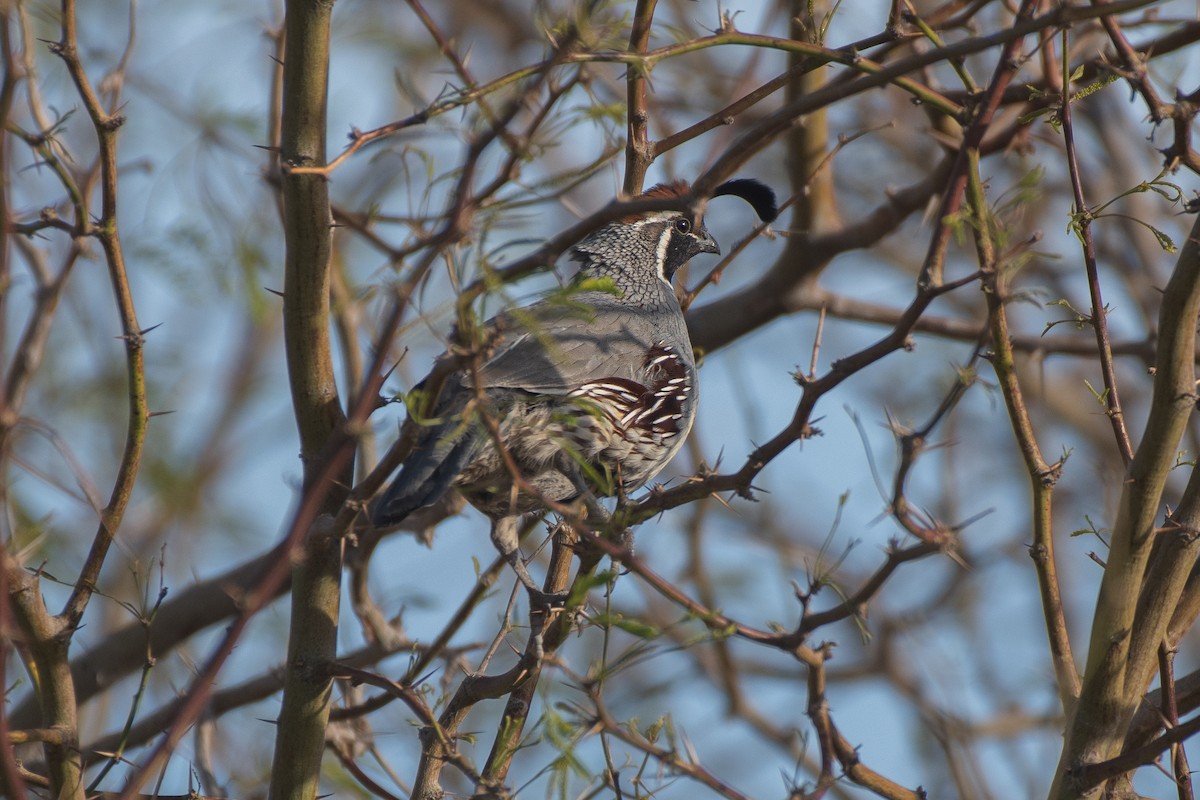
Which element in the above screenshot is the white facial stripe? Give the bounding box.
[656,224,673,284]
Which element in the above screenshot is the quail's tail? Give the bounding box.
[371,420,483,527]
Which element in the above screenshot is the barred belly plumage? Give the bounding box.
[456,342,693,512]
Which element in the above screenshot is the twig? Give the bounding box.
[916,0,1037,289]
[622,0,657,194]
[331,663,486,788]
[974,153,1080,710]
[86,585,168,791]
[1058,27,1134,466]
[1160,645,1195,800]
[584,690,755,800]
[56,0,148,631]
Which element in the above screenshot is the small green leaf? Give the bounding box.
[645,716,667,744]
[1083,378,1109,406]
[573,275,621,295]
[611,617,661,639]
[1071,72,1118,102]
[1071,514,1109,539]
[1149,226,1177,254]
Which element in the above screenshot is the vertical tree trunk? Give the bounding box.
[269,2,349,799]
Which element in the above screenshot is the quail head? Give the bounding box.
[372,178,778,597]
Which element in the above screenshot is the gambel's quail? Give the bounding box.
[372,178,777,598]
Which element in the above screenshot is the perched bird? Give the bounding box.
[372,178,777,599]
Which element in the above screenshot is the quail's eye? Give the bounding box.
[674,218,691,234]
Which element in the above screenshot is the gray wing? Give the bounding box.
[476,292,659,394]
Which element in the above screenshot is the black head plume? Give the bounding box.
[713,178,778,223]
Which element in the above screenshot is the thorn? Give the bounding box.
[264,286,285,298]
[710,493,735,512]
[381,354,403,383]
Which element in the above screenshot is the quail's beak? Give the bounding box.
[696,226,720,256]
